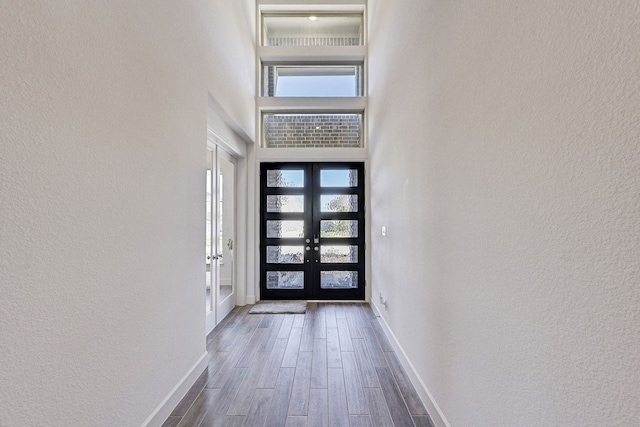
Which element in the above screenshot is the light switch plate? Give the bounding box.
[381,226,387,236]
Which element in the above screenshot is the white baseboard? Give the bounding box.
[140,351,209,427]
[370,302,451,427]
[246,294,256,304]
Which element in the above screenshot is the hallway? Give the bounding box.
[162,303,433,427]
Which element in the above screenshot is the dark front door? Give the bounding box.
[260,162,365,300]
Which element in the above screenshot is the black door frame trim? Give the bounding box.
[260,162,365,300]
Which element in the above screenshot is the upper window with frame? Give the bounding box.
[261,14,363,47]
[263,64,363,97]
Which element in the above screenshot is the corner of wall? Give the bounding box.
[140,352,209,427]
[370,302,451,427]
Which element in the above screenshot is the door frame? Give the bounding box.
[206,143,239,333]
[259,161,365,300]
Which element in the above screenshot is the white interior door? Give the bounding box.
[206,146,237,333]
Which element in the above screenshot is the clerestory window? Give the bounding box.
[263,65,362,97]
[258,3,366,149]
[261,14,363,47]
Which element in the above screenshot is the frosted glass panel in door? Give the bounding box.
[266,271,304,289]
[266,169,304,187]
[320,271,358,289]
[321,195,358,212]
[320,169,358,187]
[320,220,358,238]
[320,246,358,263]
[266,195,305,213]
[266,220,305,238]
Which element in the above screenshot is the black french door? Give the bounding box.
[260,162,365,300]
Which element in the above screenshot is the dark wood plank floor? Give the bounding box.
[163,303,434,427]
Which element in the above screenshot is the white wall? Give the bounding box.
[368,1,640,426]
[0,1,254,426]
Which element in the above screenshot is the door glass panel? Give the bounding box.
[267,271,304,289]
[321,195,358,212]
[267,220,305,238]
[321,246,358,263]
[320,169,358,187]
[267,195,305,213]
[218,156,235,305]
[205,164,212,313]
[267,169,304,187]
[321,271,358,289]
[267,246,305,264]
[320,220,358,238]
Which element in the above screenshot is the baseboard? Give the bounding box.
[140,351,209,427]
[370,301,451,427]
[246,294,256,304]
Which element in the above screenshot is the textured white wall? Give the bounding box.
[368,1,640,426]
[0,1,253,426]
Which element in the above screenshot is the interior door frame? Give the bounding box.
[259,161,365,301]
[216,149,236,324]
[206,145,238,333]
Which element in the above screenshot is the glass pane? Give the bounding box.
[206,163,212,313]
[267,169,304,187]
[267,271,304,289]
[264,65,362,97]
[267,246,305,264]
[321,195,358,212]
[320,169,358,187]
[263,114,362,148]
[267,220,305,238]
[263,15,362,47]
[321,245,358,263]
[218,155,235,303]
[320,220,358,238]
[320,271,358,289]
[267,195,305,213]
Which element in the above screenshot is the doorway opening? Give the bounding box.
[206,146,237,332]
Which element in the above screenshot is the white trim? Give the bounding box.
[258,147,367,161]
[207,127,246,158]
[258,96,366,112]
[370,302,452,427]
[259,46,366,63]
[140,352,209,427]
[259,0,366,9]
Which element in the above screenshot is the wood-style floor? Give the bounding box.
[162,303,434,427]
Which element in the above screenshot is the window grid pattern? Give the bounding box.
[266,37,361,47]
